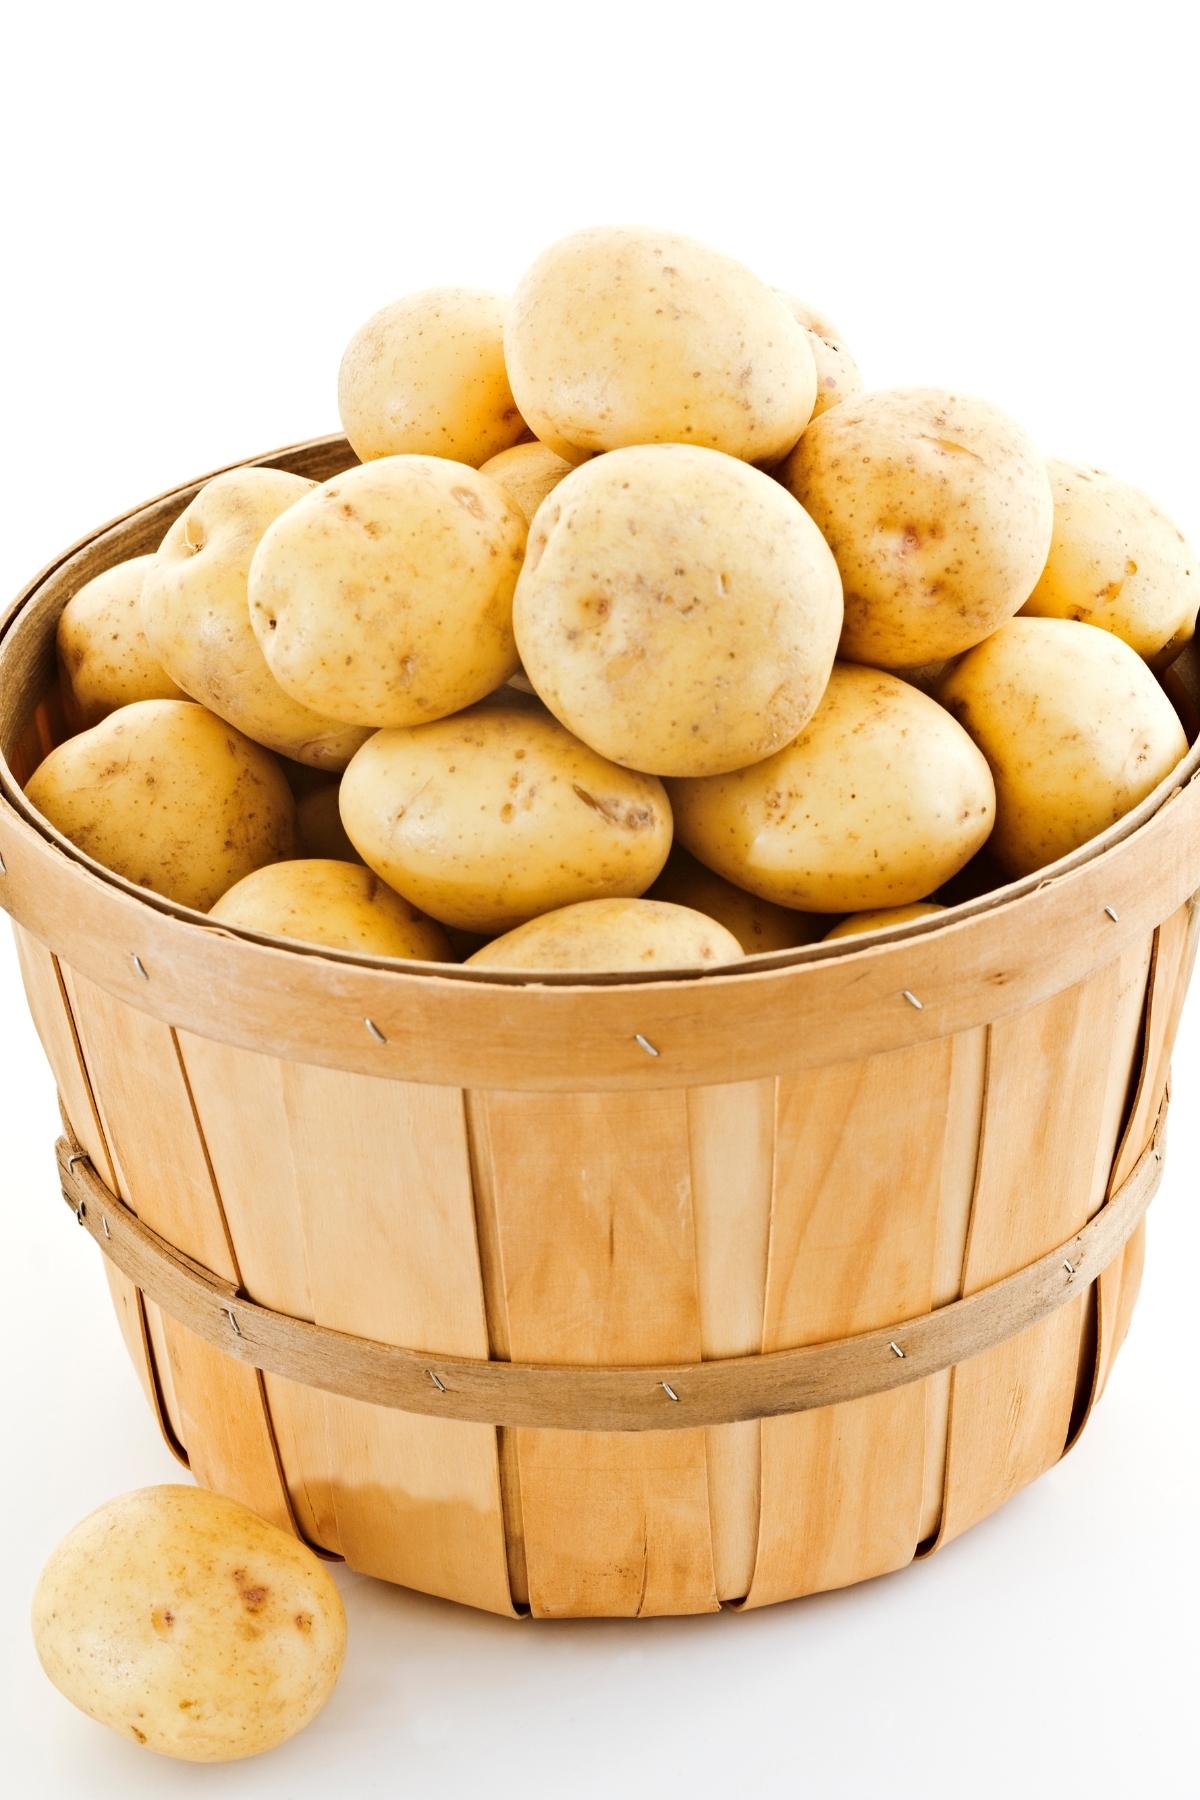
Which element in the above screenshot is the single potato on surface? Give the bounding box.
[25,700,295,910]
[337,287,526,465]
[782,388,1054,667]
[671,664,995,912]
[142,469,370,770]
[478,440,578,523]
[514,444,843,776]
[782,297,863,418]
[248,457,525,729]
[505,225,817,463]
[649,846,824,953]
[32,1486,345,1763]
[211,859,452,959]
[824,902,946,940]
[939,617,1188,877]
[1021,460,1200,666]
[57,555,184,728]
[340,700,672,933]
[467,896,743,972]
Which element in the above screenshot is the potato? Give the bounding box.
[32,1485,345,1763]
[467,897,743,972]
[514,444,843,776]
[478,440,577,523]
[505,226,817,463]
[248,457,525,728]
[671,664,995,911]
[782,297,863,418]
[824,903,945,940]
[939,617,1188,876]
[25,699,295,910]
[57,554,184,729]
[337,287,525,465]
[340,700,672,932]
[141,470,370,771]
[1020,460,1200,667]
[781,388,1054,667]
[294,777,361,862]
[210,859,452,960]
[649,846,824,953]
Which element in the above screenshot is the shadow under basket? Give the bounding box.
[3,435,1200,1620]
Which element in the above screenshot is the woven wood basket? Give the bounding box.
[3,435,1199,1620]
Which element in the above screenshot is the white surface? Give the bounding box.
[1,5,1198,1794]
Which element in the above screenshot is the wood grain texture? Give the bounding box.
[178,1036,516,1615]
[744,1040,956,1608]
[473,1089,718,1617]
[60,970,295,1530]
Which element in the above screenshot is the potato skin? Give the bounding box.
[939,617,1188,877]
[210,858,451,960]
[31,1486,345,1763]
[1020,459,1200,667]
[824,902,945,940]
[514,444,843,776]
[57,554,184,729]
[25,700,296,910]
[249,457,525,729]
[781,297,863,418]
[338,287,525,465]
[781,388,1054,666]
[478,440,577,523]
[671,664,995,912]
[505,226,817,463]
[467,897,743,972]
[142,470,370,771]
[340,701,672,933]
[648,846,824,953]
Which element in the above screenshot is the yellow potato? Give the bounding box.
[671,664,995,911]
[1021,459,1200,667]
[248,457,525,728]
[939,617,1188,877]
[781,388,1054,666]
[478,440,577,523]
[142,470,371,771]
[505,225,817,463]
[211,859,452,960]
[467,897,743,972]
[25,699,295,910]
[824,903,945,940]
[293,777,361,862]
[32,1485,345,1763]
[514,444,843,776]
[650,847,823,952]
[57,554,184,729]
[337,287,525,465]
[782,297,863,418]
[340,700,672,932]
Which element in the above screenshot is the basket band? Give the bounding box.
[55,1109,1166,1434]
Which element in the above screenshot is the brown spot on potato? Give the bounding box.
[295,1612,314,1633]
[451,486,484,518]
[130,1726,147,1744]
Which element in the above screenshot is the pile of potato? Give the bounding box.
[31,226,1198,973]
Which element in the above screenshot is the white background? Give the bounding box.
[2,4,1198,1794]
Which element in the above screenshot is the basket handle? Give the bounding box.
[55,1107,1166,1435]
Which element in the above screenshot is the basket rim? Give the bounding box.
[3,429,1199,994]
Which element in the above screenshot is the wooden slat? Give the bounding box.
[687,1079,775,1601]
[59,970,295,1530]
[744,1039,955,1608]
[475,1088,718,1617]
[178,1036,515,1614]
[935,950,1151,1545]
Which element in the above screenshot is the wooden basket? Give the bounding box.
[3,435,1199,1620]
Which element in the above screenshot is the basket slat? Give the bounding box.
[178,1039,517,1614]
[935,950,1150,1546]
[60,970,296,1531]
[743,1038,956,1608]
[474,1088,719,1617]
